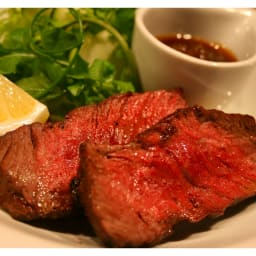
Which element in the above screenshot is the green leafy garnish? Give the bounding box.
[0,8,141,121]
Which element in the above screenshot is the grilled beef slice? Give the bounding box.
[78,106,256,247]
[0,89,187,221]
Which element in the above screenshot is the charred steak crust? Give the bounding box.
[78,106,256,247]
[0,89,187,221]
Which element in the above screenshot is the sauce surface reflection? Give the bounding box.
[156,33,238,62]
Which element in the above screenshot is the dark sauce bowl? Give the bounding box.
[132,8,256,114]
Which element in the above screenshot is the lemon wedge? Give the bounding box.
[0,75,49,136]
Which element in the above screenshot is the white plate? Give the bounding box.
[0,83,255,248]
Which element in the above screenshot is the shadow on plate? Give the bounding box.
[25,197,255,247]
[27,209,95,237]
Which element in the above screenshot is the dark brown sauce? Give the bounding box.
[156,33,238,62]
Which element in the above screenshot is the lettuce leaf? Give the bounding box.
[0,8,141,121]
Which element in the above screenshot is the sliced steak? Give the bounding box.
[0,89,187,221]
[78,106,256,247]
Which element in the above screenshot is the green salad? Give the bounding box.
[0,8,142,121]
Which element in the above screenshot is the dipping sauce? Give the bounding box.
[156,33,238,62]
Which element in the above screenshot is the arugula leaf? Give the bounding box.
[0,53,34,74]
[0,8,141,121]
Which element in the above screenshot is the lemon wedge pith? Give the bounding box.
[0,75,49,135]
